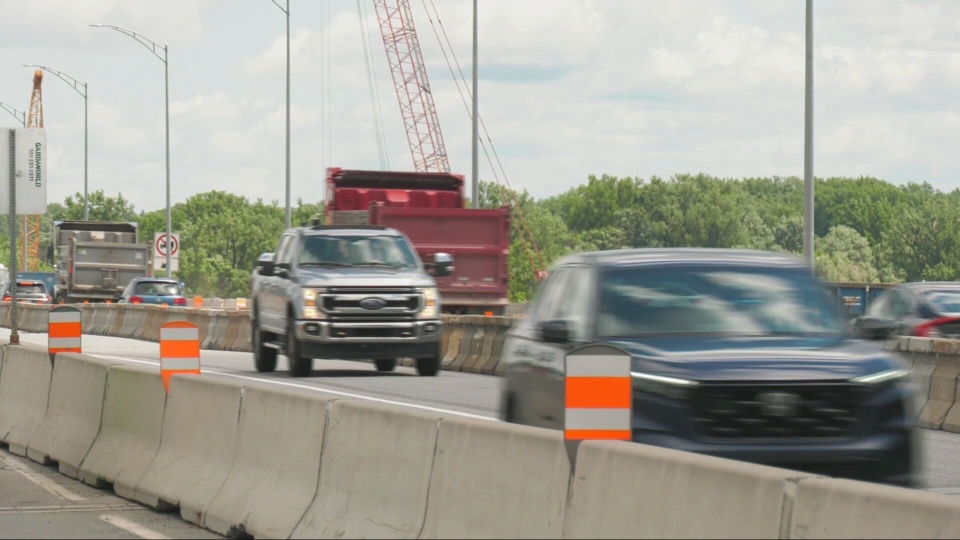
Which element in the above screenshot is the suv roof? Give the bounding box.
[300,225,401,237]
[556,248,807,269]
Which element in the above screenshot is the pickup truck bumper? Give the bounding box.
[294,319,442,360]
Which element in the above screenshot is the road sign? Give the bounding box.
[154,232,180,259]
[0,128,48,216]
[153,256,179,273]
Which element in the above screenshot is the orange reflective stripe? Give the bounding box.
[160,340,201,359]
[48,322,81,339]
[564,429,632,440]
[565,377,631,409]
[49,348,82,354]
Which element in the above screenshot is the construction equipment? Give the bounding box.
[372,1,547,285]
[20,70,44,272]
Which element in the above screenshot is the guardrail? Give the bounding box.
[1,342,958,538]
[2,304,960,435]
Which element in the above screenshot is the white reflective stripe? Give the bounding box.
[161,358,200,370]
[564,408,631,431]
[48,337,82,349]
[160,327,199,341]
[566,354,631,377]
[48,311,82,323]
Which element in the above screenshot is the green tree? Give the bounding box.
[814,226,880,283]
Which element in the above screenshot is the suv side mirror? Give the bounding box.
[256,253,275,276]
[539,319,571,343]
[427,252,454,278]
[855,316,897,340]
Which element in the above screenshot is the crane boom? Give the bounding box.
[373,0,450,173]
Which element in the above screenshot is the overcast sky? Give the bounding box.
[1,0,958,213]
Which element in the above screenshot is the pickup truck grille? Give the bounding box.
[690,383,863,440]
[321,287,421,320]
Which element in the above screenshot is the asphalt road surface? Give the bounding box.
[0,327,957,536]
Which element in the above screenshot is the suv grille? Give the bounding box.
[690,383,863,440]
[320,287,421,321]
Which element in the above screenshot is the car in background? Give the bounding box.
[1,279,52,304]
[118,277,187,306]
[854,281,960,340]
[500,248,919,487]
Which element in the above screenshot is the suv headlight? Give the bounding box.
[631,371,699,400]
[418,287,439,319]
[851,368,909,385]
[301,288,327,320]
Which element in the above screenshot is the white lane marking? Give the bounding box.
[0,451,86,502]
[93,354,498,422]
[927,487,960,495]
[100,514,171,539]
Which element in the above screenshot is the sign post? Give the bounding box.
[1,128,47,344]
[153,232,180,274]
[564,343,632,468]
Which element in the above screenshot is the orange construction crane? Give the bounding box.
[20,70,43,272]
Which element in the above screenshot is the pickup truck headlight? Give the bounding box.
[301,288,327,320]
[418,287,439,319]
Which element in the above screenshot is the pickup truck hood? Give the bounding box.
[295,266,435,289]
[604,336,903,383]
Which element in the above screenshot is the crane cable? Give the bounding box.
[357,0,390,169]
[418,0,547,273]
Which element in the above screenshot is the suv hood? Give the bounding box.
[605,336,902,383]
[295,266,435,289]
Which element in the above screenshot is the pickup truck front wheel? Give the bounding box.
[252,313,278,373]
[287,322,313,378]
[374,359,397,372]
[415,355,440,377]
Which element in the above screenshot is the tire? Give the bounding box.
[286,320,312,378]
[375,358,397,372]
[252,312,278,373]
[415,355,440,377]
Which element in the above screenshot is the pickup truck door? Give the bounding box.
[261,234,293,333]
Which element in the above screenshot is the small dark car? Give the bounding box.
[855,281,960,340]
[500,248,919,487]
[1,279,52,304]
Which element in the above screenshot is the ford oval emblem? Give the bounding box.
[359,297,388,310]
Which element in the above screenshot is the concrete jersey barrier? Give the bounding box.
[2,338,960,538]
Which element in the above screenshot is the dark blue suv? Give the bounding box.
[500,248,918,487]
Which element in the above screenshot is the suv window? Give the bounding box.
[298,234,418,269]
[134,281,181,296]
[13,282,46,295]
[596,264,847,338]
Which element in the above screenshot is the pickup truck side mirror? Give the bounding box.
[855,316,898,340]
[539,318,572,344]
[426,253,454,278]
[256,253,276,276]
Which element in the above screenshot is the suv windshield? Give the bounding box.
[596,265,847,338]
[923,290,960,314]
[298,234,418,269]
[14,283,46,295]
[134,281,181,296]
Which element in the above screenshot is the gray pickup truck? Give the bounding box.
[250,222,453,377]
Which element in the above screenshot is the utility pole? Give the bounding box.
[802,0,815,268]
[471,0,479,208]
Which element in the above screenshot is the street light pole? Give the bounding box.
[270,0,292,229]
[21,65,89,220]
[803,0,815,268]
[471,0,479,208]
[0,101,26,127]
[90,24,172,277]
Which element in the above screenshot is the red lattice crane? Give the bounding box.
[20,71,44,271]
[373,0,450,173]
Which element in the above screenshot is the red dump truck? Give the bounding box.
[325,167,511,316]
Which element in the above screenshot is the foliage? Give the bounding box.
[22,173,960,301]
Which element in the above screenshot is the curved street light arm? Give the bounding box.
[270,0,289,14]
[22,65,87,99]
[0,101,27,126]
[89,24,167,63]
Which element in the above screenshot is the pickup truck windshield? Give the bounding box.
[596,265,848,338]
[298,235,419,269]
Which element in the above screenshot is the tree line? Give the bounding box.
[0,173,956,301]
